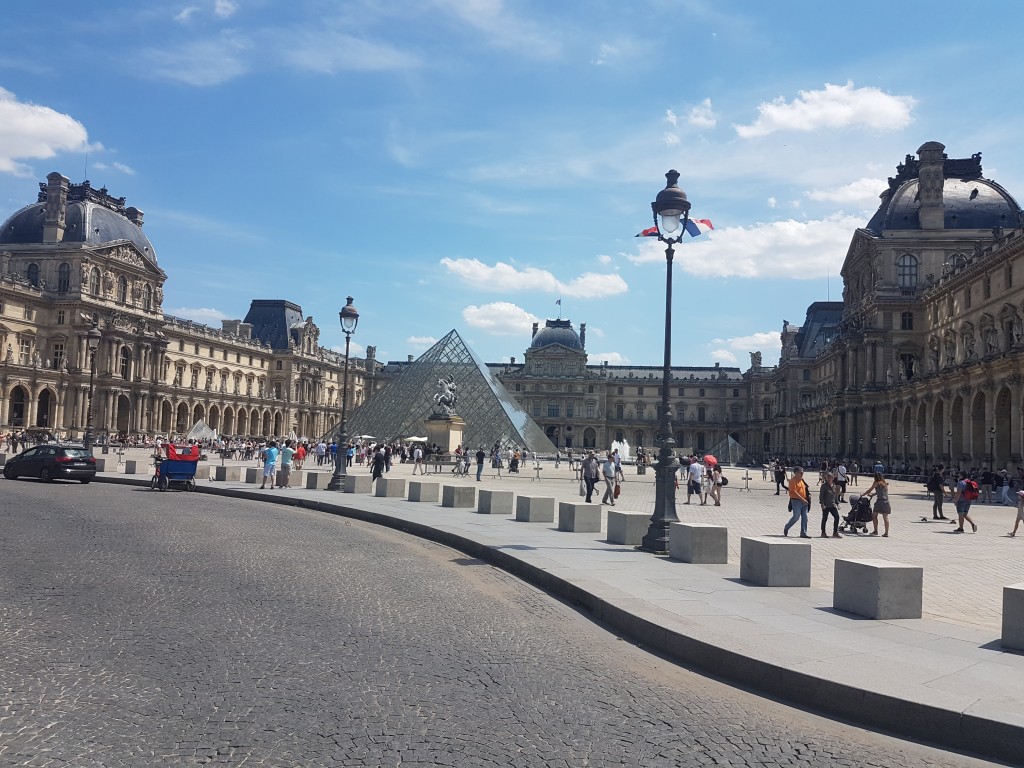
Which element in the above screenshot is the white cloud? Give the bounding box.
[438,0,560,58]
[93,160,136,175]
[709,331,782,367]
[688,98,717,129]
[167,306,229,324]
[734,82,915,139]
[665,109,678,127]
[589,351,629,365]
[214,0,238,18]
[175,6,199,22]
[767,196,777,208]
[0,88,92,177]
[596,254,612,265]
[592,43,618,65]
[330,341,366,358]
[626,213,861,279]
[279,30,421,74]
[145,33,250,86]
[663,132,680,147]
[807,177,886,207]
[462,302,538,336]
[406,335,437,347]
[441,257,628,298]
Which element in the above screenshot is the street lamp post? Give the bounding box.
[799,437,805,460]
[871,435,877,459]
[327,296,360,492]
[923,432,929,466]
[83,322,102,452]
[859,437,863,461]
[989,425,996,467]
[903,434,909,467]
[946,429,953,460]
[886,434,892,468]
[640,170,692,554]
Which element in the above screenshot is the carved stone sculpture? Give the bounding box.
[433,374,458,415]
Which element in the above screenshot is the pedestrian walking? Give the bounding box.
[773,460,788,495]
[835,461,848,502]
[277,439,295,488]
[258,440,279,490]
[927,465,950,520]
[998,469,1013,505]
[1010,490,1024,537]
[581,450,600,503]
[600,453,616,505]
[370,448,386,482]
[709,464,723,506]
[475,447,486,481]
[819,472,842,538]
[952,470,979,533]
[863,472,892,537]
[686,457,704,504]
[783,467,811,538]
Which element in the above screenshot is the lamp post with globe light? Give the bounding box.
[327,297,360,492]
[639,170,693,554]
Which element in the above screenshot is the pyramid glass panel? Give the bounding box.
[342,330,556,453]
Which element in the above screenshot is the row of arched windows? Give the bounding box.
[23,262,154,310]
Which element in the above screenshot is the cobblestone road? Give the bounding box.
[0,481,1003,767]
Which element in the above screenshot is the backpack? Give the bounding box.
[962,479,980,501]
[719,475,729,486]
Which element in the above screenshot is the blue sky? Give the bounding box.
[2,0,1022,368]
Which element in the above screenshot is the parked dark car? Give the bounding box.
[3,444,96,483]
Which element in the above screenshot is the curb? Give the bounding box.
[100,474,1020,764]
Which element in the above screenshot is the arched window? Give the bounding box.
[143,284,152,310]
[119,347,132,380]
[547,400,559,417]
[26,263,39,287]
[89,267,100,295]
[116,275,128,304]
[896,254,918,290]
[57,263,70,293]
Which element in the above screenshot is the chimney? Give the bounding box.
[221,319,241,335]
[917,141,947,230]
[407,354,414,363]
[42,172,70,244]
[237,323,253,340]
[125,207,144,227]
[531,322,538,338]
[510,356,515,365]
[365,345,376,363]
[580,322,586,350]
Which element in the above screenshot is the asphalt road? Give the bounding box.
[0,480,1005,767]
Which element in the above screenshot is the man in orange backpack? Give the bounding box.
[952,470,979,533]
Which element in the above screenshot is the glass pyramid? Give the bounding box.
[343,329,557,453]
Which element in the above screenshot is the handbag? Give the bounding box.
[579,478,586,497]
[720,475,729,486]
[613,482,620,499]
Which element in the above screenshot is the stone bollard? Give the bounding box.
[374,477,406,498]
[607,510,648,545]
[408,481,440,502]
[740,537,811,587]
[477,489,514,515]
[276,469,304,488]
[442,485,476,508]
[123,459,145,475]
[346,474,374,494]
[1002,583,1024,651]
[515,496,555,523]
[0,452,6,467]
[833,558,923,619]
[245,467,261,484]
[92,457,110,473]
[669,523,728,564]
[214,465,244,482]
[305,472,332,490]
[558,502,603,533]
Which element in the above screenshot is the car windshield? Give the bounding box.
[62,448,91,458]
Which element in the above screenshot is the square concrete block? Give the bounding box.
[92,457,109,473]
[516,495,555,523]
[123,459,146,475]
[409,481,440,502]
[304,472,332,490]
[1003,583,1024,650]
[245,467,261,484]
[478,489,514,514]
[558,502,603,533]
[214,465,244,482]
[347,474,374,494]
[669,522,728,564]
[607,510,649,545]
[276,469,303,488]
[374,477,405,498]
[740,536,811,587]
[442,484,476,508]
[0,453,6,466]
[834,558,923,619]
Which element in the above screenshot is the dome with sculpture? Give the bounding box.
[0,174,158,265]
[865,142,1024,235]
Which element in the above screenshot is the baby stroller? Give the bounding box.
[839,494,873,534]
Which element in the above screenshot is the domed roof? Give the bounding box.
[865,147,1024,235]
[0,177,158,265]
[530,319,582,351]
[0,201,158,264]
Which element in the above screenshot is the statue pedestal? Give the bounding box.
[425,413,465,453]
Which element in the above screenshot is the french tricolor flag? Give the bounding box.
[684,218,714,237]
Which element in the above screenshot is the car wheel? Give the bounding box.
[185,478,196,492]
[40,468,52,483]
[2,467,14,480]
[158,475,169,491]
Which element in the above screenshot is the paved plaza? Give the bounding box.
[68,449,1024,761]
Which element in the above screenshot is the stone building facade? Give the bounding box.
[0,173,372,441]
[769,142,1024,470]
